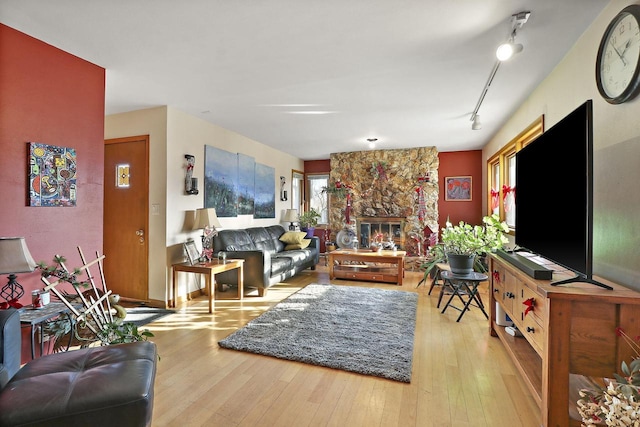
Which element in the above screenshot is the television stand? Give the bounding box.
[551,275,613,290]
[488,253,640,425]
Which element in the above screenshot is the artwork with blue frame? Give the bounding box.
[28,142,77,207]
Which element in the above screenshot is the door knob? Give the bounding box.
[136,229,144,236]
[136,229,145,243]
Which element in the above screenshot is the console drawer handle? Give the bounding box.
[527,326,535,333]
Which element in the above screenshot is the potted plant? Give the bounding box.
[418,214,509,284]
[298,208,321,238]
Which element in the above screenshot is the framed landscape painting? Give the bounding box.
[445,176,472,201]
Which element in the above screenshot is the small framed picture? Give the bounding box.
[445,176,472,201]
[184,239,200,265]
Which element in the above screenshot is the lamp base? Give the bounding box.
[1,274,25,302]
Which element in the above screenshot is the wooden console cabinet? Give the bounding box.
[489,253,640,426]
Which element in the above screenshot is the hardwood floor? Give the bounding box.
[149,264,541,426]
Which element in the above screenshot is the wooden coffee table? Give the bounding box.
[172,259,244,313]
[328,249,406,286]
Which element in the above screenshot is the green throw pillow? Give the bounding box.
[285,239,312,250]
[279,231,308,245]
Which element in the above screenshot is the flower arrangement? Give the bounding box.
[577,327,640,426]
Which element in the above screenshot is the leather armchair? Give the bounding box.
[0,308,157,426]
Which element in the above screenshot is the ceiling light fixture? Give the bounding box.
[470,11,530,130]
[367,138,378,149]
[471,115,482,130]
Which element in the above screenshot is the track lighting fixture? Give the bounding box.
[471,115,482,130]
[469,11,530,130]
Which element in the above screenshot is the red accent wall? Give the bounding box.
[304,159,330,174]
[0,25,105,360]
[438,150,483,230]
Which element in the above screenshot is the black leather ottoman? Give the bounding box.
[0,309,157,427]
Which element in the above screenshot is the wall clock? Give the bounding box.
[596,5,640,104]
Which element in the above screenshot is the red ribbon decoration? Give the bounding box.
[490,188,500,211]
[492,270,501,283]
[0,299,23,310]
[345,192,352,224]
[523,298,535,316]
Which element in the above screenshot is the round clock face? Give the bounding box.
[596,5,640,104]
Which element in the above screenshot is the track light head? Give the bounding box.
[471,115,482,130]
[496,42,523,61]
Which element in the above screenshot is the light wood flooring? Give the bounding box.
[149,264,541,427]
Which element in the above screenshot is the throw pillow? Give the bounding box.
[285,239,312,250]
[279,231,307,245]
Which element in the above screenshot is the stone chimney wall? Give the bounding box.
[328,147,439,251]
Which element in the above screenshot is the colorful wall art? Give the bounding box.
[204,146,275,218]
[237,153,255,215]
[204,145,238,217]
[445,176,472,201]
[254,163,275,218]
[29,142,77,207]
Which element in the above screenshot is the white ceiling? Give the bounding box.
[1,0,607,160]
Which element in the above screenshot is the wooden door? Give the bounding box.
[103,136,149,301]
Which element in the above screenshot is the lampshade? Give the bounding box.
[194,208,222,230]
[283,209,298,223]
[0,237,37,274]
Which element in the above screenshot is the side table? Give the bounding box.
[19,302,78,359]
[440,270,489,322]
[172,259,244,313]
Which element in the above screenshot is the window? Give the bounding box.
[487,116,543,231]
[291,170,304,213]
[306,174,329,225]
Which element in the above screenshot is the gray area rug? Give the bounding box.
[124,307,175,327]
[218,283,418,382]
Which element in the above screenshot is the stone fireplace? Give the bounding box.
[327,147,439,256]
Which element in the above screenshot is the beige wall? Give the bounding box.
[483,0,640,289]
[106,106,304,303]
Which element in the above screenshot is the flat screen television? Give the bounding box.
[515,99,610,289]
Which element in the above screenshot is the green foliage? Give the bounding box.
[37,255,92,288]
[417,214,508,287]
[298,208,321,228]
[96,322,155,345]
[440,214,509,256]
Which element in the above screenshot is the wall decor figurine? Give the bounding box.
[185,154,198,195]
[29,142,77,207]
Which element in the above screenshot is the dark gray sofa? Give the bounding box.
[213,224,319,296]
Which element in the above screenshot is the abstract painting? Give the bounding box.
[254,163,275,218]
[204,145,238,217]
[445,176,472,201]
[29,142,77,207]
[237,154,255,215]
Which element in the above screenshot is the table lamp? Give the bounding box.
[283,209,298,231]
[194,208,222,243]
[0,237,37,304]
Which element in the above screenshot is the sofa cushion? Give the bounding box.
[279,231,307,245]
[285,239,311,250]
[246,227,280,254]
[276,249,313,266]
[0,341,157,427]
[270,256,293,276]
[215,229,257,251]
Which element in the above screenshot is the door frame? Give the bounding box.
[104,135,150,302]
